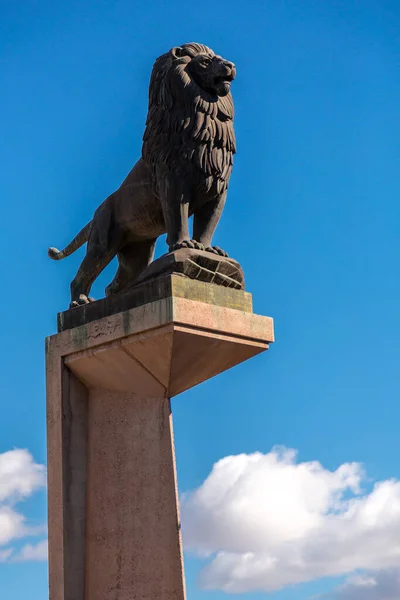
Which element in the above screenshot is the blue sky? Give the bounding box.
[1,0,400,598]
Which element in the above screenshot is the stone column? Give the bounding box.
[46,275,274,600]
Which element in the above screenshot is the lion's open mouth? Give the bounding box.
[212,74,234,97]
[214,74,234,85]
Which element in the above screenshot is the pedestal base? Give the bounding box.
[46,279,274,600]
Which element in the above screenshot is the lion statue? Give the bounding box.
[48,42,236,307]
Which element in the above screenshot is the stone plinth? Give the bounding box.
[46,275,274,600]
[131,248,245,290]
[57,273,252,332]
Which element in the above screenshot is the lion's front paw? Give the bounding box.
[70,295,95,309]
[170,240,205,252]
[206,246,229,257]
[191,240,206,251]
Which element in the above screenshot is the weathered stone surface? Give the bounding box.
[57,273,252,332]
[47,296,274,600]
[133,248,244,290]
[50,296,274,398]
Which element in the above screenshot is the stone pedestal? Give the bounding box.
[46,275,274,600]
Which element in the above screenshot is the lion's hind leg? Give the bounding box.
[105,239,156,296]
[69,223,119,307]
[70,248,116,307]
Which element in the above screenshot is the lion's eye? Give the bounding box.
[201,57,212,66]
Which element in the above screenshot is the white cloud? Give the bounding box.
[0,449,46,503]
[0,506,26,545]
[0,449,46,561]
[13,539,48,562]
[324,569,400,599]
[181,446,400,593]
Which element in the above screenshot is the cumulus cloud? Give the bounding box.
[181,446,400,593]
[324,569,400,599]
[13,539,48,562]
[0,449,46,562]
[0,506,26,545]
[0,449,46,503]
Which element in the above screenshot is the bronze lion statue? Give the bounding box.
[48,42,236,306]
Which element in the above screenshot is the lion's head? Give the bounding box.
[171,44,236,98]
[142,43,236,193]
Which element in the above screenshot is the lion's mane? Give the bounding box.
[142,42,236,195]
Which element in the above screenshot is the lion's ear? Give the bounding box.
[170,46,183,59]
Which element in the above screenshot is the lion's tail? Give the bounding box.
[48,221,92,261]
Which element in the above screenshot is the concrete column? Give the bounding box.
[46,275,274,600]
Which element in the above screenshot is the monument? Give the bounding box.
[46,42,274,600]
